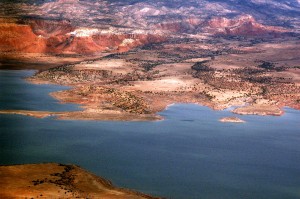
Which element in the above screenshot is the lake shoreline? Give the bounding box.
[0,69,293,121]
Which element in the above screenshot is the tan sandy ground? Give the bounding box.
[0,163,160,199]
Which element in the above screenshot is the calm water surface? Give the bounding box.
[1,70,300,199]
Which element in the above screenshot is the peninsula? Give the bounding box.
[0,163,160,199]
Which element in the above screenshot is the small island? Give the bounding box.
[219,117,245,123]
[232,104,284,116]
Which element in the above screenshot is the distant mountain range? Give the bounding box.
[2,0,300,28]
[0,0,299,54]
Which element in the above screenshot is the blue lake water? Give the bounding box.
[0,70,81,111]
[1,70,300,199]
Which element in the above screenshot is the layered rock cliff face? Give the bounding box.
[0,19,165,54]
[0,22,46,53]
[0,0,299,54]
[29,19,74,37]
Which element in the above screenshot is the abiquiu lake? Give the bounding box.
[1,70,300,199]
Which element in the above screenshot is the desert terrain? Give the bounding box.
[0,0,300,198]
[8,36,298,121]
[0,1,299,121]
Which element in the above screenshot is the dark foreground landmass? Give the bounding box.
[0,163,161,199]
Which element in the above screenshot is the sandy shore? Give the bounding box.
[0,110,54,119]
[0,163,160,199]
[0,109,162,121]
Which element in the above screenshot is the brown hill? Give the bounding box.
[0,163,160,199]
